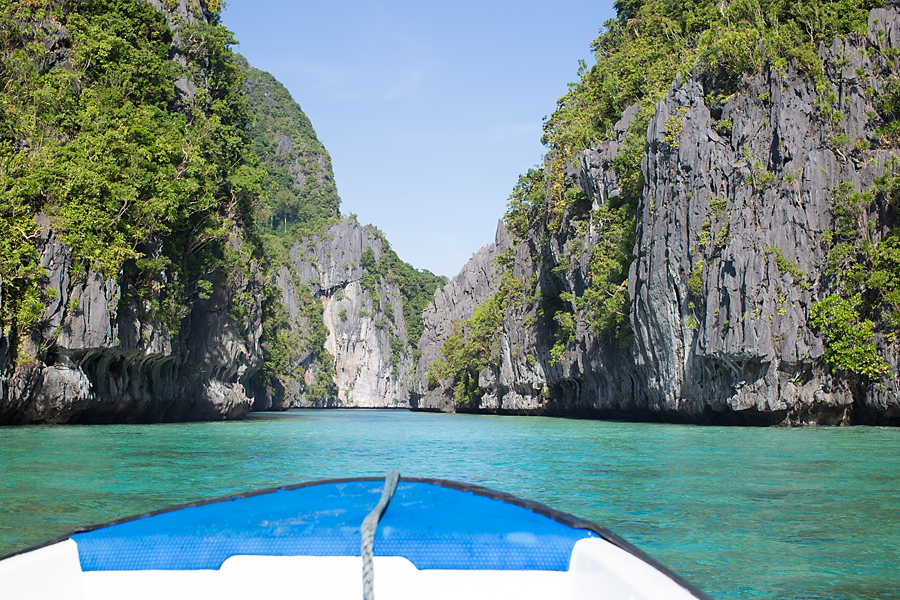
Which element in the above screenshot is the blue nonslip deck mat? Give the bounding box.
[71,480,596,571]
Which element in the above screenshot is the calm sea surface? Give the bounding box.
[0,409,898,599]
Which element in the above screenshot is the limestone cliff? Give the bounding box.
[411,223,512,411]
[0,0,265,424]
[0,0,440,423]
[412,4,900,425]
[252,220,434,410]
[0,221,263,425]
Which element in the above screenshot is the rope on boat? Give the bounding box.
[361,469,400,600]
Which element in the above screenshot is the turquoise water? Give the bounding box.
[0,410,898,599]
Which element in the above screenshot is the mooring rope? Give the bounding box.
[361,469,400,600]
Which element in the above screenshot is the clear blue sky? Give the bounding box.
[222,1,617,277]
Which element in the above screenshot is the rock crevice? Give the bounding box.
[411,6,900,425]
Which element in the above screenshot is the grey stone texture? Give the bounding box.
[0,219,264,424]
[257,220,414,409]
[411,6,900,425]
[410,222,513,411]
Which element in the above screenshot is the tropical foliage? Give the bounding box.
[0,0,264,340]
[435,0,887,406]
[428,274,521,405]
[812,175,900,379]
[240,59,341,243]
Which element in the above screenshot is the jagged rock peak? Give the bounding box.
[410,2,900,426]
[256,220,416,410]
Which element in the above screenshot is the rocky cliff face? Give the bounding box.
[253,220,416,410]
[412,5,900,425]
[636,5,900,424]
[0,0,265,424]
[240,59,341,231]
[0,219,263,424]
[411,223,512,411]
[0,0,434,423]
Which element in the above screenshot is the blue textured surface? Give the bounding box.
[71,481,595,571]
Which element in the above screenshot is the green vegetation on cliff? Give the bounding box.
[240,60,340,243]
[255,275,337,407]
[534,0,881,344]
[545,0,880,158]
[359,241,446,352]
[812,174,900,379]
[0,0,263,342]
[806,47,900,380]
[428,274,522,405]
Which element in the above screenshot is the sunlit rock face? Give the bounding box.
[322,282,410,408]
[410,6,900,425]
[0,218,264,425]
[262,220,414,409]
[0,0,267,425]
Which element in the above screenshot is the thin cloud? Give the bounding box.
[382,66,427,100]
[262,58,356,100]
[273,53,432,103]
[487,123,541,140]
[373,32,434,101]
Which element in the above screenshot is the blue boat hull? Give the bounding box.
[0,477,710,599]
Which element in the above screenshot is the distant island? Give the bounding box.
[0,0,897,426]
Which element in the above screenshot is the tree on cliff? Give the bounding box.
[0,0,265,349]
